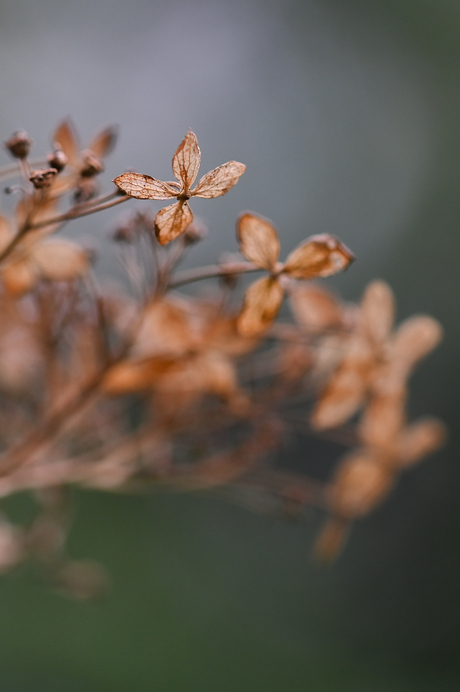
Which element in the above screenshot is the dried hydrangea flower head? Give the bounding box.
[0,118,446,594]
[113,130,246,245]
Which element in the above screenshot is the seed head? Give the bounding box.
[5,130,33,159]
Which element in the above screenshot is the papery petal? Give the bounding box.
[172,130,201,189]
[397,417,446,466]
[1,258,37,295]
[103,357,176,394]
[31,239,89,281]
[289,283,343,334]
[330,451,394,519]
[113,172,178,200]
[283,234,354,279]
[134,298,199,359]
[358,394,406,453]
[53,119,79,166]
[193,161,246,198]
[88,126,118,159]
[0,215,12,253]
[311,335,374,429]
[314,517,350,563]
[236,212,280,271]
[360,280,395,346]
[389,315,443,380]
[236,276,284,337]
[154,201,193,245]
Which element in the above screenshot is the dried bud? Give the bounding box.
[80,150,104,177]
[47,149,68,173]
[74,178,98,203]
[4,130,33,159]
[29,168,58,189]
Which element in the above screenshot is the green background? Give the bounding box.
[1,0,460,689]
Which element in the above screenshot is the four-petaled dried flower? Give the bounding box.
[113,130,246,245]
[235,212,354,336]
[311,281,443,430]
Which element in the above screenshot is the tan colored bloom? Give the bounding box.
[311,280,443,430]
[235,212,354,337]
[113,130,246,245]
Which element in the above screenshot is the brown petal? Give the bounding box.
[289,283,343,334]
[313,517,350,563]
[134,298,198,359]
[236,212,280,271]
[193,161,246,198]
[358,394,405,453]
[390,315,443,380]
[172,130,201,189]
[0,215,12,253]
[53,119,79,166]
[310,335,374,429]
[32,239,89,281]
[113,172,178,200]
[154,201,193,245]
[88,125,118,159]
[1,258,37,295]
[330,450,394,519]
[397,418,446,466]
[360,280,394,346]
[283,234,355,280]
[236,276,284,337]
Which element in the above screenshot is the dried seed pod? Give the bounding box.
[80,150,104,177]
[5,130,33,159]
[29,168,58,189]
[47,149,68,173]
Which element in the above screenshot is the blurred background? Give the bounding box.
[1,0,460,689]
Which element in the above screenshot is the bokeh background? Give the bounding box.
[1,0,460,689]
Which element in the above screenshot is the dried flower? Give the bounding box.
[235,212,354,336]
[113,130,246,245]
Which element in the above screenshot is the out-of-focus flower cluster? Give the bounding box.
[0,122,445,598]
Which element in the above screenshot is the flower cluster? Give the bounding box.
[0,123,444,597]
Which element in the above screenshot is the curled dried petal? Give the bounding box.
[236,212,280,271]
[113,172,178,200]
[283,234,355,279]
[154,200,193,245]
[193,161,246,198]
[172,130,201,189]
[360,280,395,346]
[237,276,284,337]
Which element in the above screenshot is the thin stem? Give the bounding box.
[168,261,260,288]
[28,193,130,231]
[0,193,130,265]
